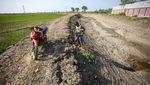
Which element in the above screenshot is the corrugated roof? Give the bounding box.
[124,0,150,9]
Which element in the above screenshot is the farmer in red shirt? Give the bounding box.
[30,26,44,48]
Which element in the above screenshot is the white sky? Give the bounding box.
[0,0,120,13]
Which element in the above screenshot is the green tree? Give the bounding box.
[120,0,136,5]
[82,6,88,12]
[75,7,80,12]
[71,7,75,12]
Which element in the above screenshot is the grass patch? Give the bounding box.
[74,49,98,84]
[80,50,95,62]
[75,49,95,63]
[0,13,65,23]
[0,13,65,32]
[0,13,65,54]
[0,28,30,54]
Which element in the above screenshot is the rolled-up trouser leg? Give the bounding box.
[33,39,39,46]
[32,39,39,59]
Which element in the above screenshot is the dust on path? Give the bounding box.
[80,14,150,85]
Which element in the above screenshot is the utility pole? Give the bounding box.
[22,5,25,13]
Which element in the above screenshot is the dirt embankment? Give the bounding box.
[0,15,80,85]
[0,14,150,85]
[80,14,150,85]
[83,14,150,59]
[0,14,99,85]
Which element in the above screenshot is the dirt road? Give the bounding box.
[0,14,150,85]
[81,14,150,85]
[0,15,81,85]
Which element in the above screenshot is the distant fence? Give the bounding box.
[112,1,150,17]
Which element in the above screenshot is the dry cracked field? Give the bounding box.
[0,14,150,85]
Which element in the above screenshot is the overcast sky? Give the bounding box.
[0,0,120,13]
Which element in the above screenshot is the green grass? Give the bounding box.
[76,49,95,63]
[0,13,65,54]
[81,50,95,62]
[0,28,30,53]
[0,13,65,23]
[0,13,65,32]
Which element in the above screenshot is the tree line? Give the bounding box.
[70,0,146,13]
[71,6,88,12]
[120,0,146,5]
